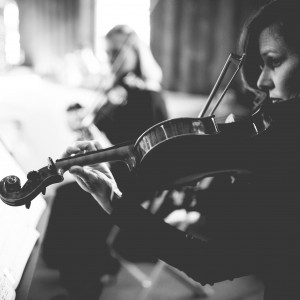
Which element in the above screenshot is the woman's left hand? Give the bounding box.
[62,140,122,214]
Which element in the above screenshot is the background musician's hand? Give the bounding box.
[62,140,122,214]
[107,85,128,105]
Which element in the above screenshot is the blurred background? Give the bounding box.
[0,1,269,299]
[0,0,269,170]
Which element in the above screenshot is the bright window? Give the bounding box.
[95,0,150,45]
[3,1,21,65]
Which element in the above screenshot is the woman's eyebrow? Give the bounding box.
[260,48,279,57]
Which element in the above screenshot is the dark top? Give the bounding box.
[94,82,169,145]
[110,97,300,300]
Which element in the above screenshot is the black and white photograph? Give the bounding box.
[0,1,299,299]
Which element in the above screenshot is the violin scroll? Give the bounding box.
[0,157,64,208]
[3,175,21,193]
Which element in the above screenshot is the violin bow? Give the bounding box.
[198,53,246,118]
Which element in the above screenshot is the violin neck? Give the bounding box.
[55,141,135,174]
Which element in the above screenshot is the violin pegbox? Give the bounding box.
[0,157,64,208]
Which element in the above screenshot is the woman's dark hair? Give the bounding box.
[239,0,300,94]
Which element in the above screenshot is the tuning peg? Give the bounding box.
[48,157,56,171]
[27,170,40,181]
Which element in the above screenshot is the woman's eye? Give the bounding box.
[268,57,282,69]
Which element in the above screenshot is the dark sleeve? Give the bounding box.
[111,194,256,285]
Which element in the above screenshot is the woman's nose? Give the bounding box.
[257,68,274,91]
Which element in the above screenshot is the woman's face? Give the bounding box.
[106,33,138,78]
[257,25,300,101]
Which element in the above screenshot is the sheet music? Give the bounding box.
[0,215,40,289]
[0,141,47,296]
[0,270,15,300]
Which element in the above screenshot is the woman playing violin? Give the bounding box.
[61,1,300,299]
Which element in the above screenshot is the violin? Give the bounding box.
[0,53,272,208]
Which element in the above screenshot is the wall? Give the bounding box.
[150,0,262,94]
[16,0,94,74]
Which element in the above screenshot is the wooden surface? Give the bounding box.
[15,206,50,300]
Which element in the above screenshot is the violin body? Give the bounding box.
[135,102,272,188]
[0,102,272,207]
